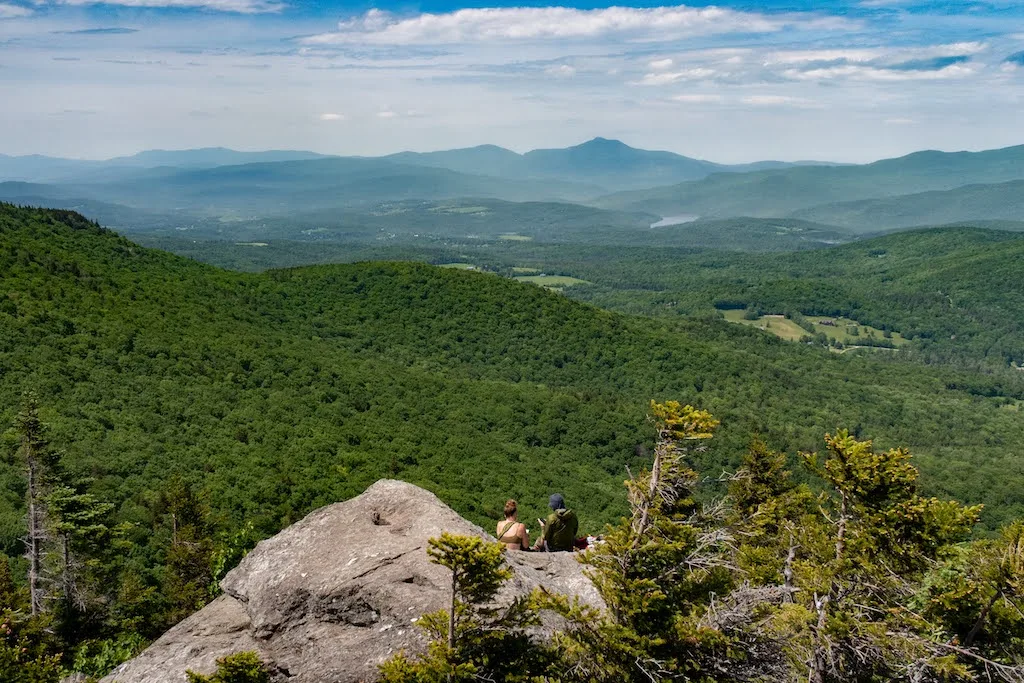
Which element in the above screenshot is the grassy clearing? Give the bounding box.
[234,242,269,247]
[515,274,591,289]
[722,311,808,341]
[438,262,479,270]
[499,233,533,241]
[723,310,906,348]
[805,316,907,346]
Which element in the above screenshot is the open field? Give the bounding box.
[722,311,808,341]
[515,274,591,288]
[805,315,907,346]
[438,262,479,270]
[723,310,906,347]
[499,233,533,241]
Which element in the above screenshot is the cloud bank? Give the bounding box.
[49,0,284,13]
[305,5,850,45]
[0,3,32,18]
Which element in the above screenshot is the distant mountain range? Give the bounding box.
[593,144,1024,222]
[1,138,1022,238]
[0,148,334,183]
[383,137,827,191]
[0,138,826,192]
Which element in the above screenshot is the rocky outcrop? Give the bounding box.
[103,480,602,683]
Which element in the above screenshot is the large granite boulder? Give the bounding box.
[103,479,603,683]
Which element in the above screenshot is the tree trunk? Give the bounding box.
[783,543,797,603]
[632,430,666,546]
[448,568,457,651]
[809,593,830,683]
[965,588,1001,647]
[26,448,42,616]
[62,533,74,612]
[834,493,848,564]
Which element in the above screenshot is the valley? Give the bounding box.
[3,137,1024,682]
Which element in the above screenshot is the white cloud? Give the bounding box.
[884,117,915,125]
[765,48,884,65]
[377,110,397,119]
[649,57,674,70]
[48,0,284,13]
[764,42,985,67]
[319,113,344,121]
[636,67,715,86]
[545,64,576,77]
[0,3,32,18]
[671,94,723,103]
[304,6,849,46]
[741,95,817,107]
[785,63,975,81]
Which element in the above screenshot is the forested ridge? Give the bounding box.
[3,203,1024,676]
[144,225,1024,367]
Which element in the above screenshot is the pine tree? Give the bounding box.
[536,401,747,682]
[47,484,115,623]
[379,532,544,683]
[14,393,59,617]
[162,477,215,626]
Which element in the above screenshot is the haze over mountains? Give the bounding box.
[1,137,1022,238]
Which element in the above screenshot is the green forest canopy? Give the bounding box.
[4,203,1024,670]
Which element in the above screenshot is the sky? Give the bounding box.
[0,0,1022,162]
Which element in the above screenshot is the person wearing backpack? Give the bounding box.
[533,493,578,552]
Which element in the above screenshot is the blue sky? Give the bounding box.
[0,0,1021,162]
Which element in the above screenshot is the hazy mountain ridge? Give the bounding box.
[594,143,1024,219]
[3,139,1023,247]
[6,157,606,213]
[789,179,1024,231]
[1,138,824,194]
[0,148,336,183]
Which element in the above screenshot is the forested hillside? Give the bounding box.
[381,227,1024,367]
[4,204,1024,674]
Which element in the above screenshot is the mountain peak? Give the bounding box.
[576,137,631,149]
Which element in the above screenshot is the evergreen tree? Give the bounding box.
[47,483,115,632]
[0,556,63,683]
[379,532,544,683]
[14,393,59,617]
[162,477,215,626]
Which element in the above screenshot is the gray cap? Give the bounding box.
[549,493,565,510]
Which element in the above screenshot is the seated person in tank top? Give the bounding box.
[496,499,530,551]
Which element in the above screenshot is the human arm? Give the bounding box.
[532,518,547,550]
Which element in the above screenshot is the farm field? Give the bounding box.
[721,311,808,341]
[438,262,480,270]
[514,274,591,289]
[805,315,908,346]
[722,310,906,347]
